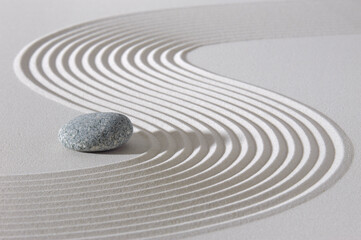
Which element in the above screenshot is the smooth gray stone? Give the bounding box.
[58,112,133,152]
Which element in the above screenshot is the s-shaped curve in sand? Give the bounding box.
[5,1,359,239]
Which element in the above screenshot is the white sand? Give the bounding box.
[1,0,360,239]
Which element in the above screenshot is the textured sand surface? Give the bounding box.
[1,0,360,239]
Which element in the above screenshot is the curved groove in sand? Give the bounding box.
[7,1,356,239]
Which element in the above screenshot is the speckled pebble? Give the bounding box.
[58,112,133,152]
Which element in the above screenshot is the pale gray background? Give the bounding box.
[1,0,360,239]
